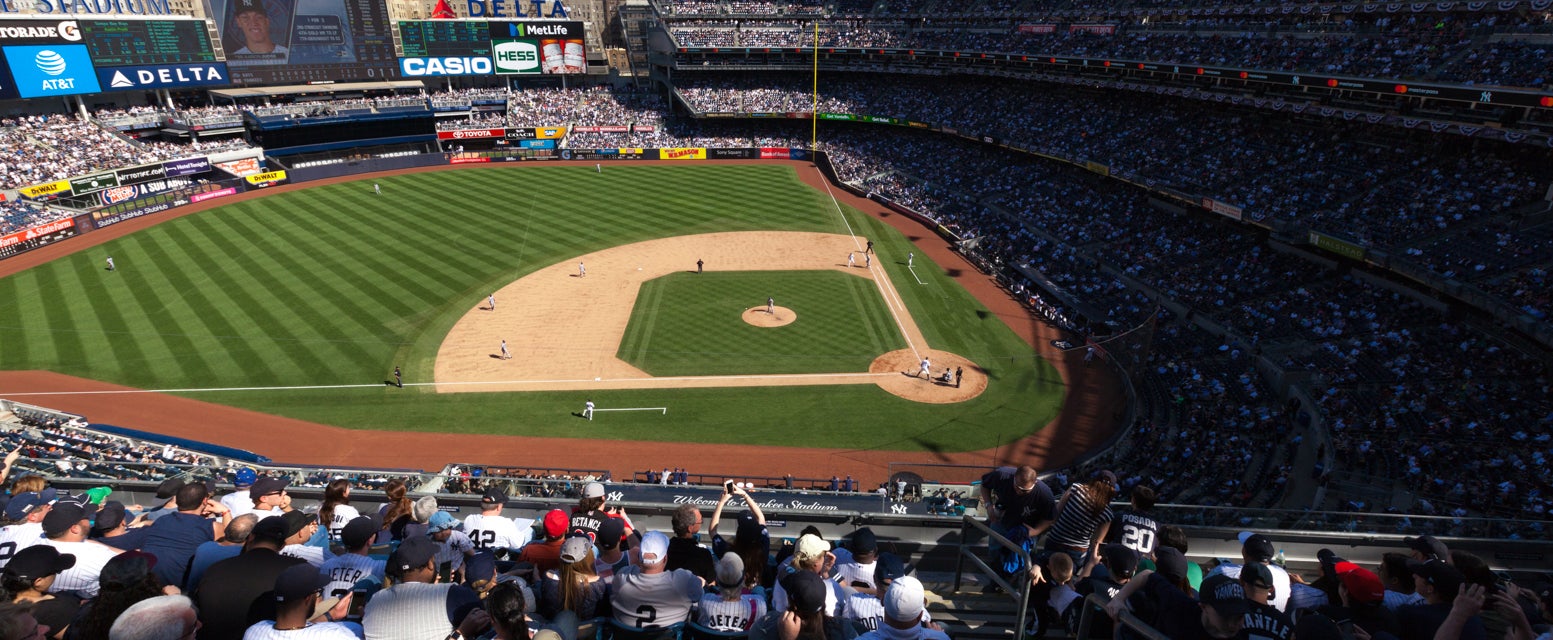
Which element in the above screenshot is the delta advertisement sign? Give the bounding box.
[97,63,229,90]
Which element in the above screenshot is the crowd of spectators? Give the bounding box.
[0,114,163,190]
[5,409,219,483]
[816,124,1551,521]
[663,10,1551,89]
[671,73,1551,313]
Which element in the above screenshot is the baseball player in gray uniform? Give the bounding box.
[501,340,511,360]
[579,262,587,278]
[767,297,775,315]
[848,253,856,268]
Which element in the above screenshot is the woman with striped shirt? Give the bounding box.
[1044,470,1118,575]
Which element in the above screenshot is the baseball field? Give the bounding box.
[0,163,1066,455]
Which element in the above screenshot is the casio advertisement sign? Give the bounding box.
[399,56,492,76]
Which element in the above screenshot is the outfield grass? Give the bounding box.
[0,165,1065,452]
[618,270,905,376]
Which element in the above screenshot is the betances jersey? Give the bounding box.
[570,510,607,541]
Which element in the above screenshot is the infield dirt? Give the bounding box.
[0,160,1124,483]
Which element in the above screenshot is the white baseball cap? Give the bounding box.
[884,575,925,622]
[795,534,829,564]
[639,531,669,564]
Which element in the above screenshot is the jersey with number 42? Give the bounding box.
[462,514,530,552]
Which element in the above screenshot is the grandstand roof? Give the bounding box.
[210,80,425,99]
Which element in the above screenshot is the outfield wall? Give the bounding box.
[0,148,810,264]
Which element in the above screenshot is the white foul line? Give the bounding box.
[816,167,921,360]
[592,407,667,414]
[906,265,926,285]
[0,371,895,397]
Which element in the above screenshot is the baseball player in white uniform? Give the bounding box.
[848,252,855,267]
[767,297,775,314]
[596,163,602,173]
[919,358,932,379]
[501,340,511,360]
[374,183,381,195]
[579,262,587,277]
[463,488,530,554]
[105,256,115,271]
[488,294,496,311]
[583,400,595,421]
[907,252,914,267]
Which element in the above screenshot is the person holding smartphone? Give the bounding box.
[709,483,771,592]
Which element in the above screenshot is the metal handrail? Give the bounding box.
[952,515,1033,636]
[1074,592,1170,640]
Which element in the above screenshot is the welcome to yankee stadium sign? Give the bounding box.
[0,0,177,17]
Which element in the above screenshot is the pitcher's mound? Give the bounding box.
[743,306,796,327]
[870,349,987,404]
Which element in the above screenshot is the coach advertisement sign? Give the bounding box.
[601,484,928,516]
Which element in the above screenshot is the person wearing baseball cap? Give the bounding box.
[774,570,841,639]
[0,490,58,569]
[364,536,490,640]
[843,551,912,632]
[242,563,359,639]
[593,517,630,580]
[1315,561,1401,637]
[249,477,293,517]
[320,516,386,600]
[1238,563,1292,640]
[1102,546,1198,630]
[428,511,475,583]
[537,535,608,620]
[40,501,120,598]
[610,530,703,628]
[773,534,845,619]
[279,510,329,568]
[141,479,184,523]
[1399,559,1486,640]
[2,545,81,640]
[1201,532,1292,612]
[220,468,260,517]
[192,515,308,640]
[570,481,630,544]
[696,552,767,632]
[1073,544,1137,637]
[230,0,288,56]
[833,528,881,595]
[854,575,948,639]
[517,509,571,574]
[463,487,530,556]
[1404,535,1450,564]
[709,483,769,591]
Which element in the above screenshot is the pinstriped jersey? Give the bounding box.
[43,539,120,598]
[695,593,766,632]
[462,514,530,552]
[242,620,363,640]
[320,553,386,600]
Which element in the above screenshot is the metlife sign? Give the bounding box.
[491,39,538,74]
[2,43,99,98]
[96,62,229,90]
[399,56,492,76]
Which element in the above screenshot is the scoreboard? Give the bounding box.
[399,21,490,58]
[81,20,217,66]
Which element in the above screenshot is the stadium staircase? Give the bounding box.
[921,572,1023,639]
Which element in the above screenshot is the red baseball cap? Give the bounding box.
[1334,561,1384,604]
[544,509,569,538]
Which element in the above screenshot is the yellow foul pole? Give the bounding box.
[811,19,819,150]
